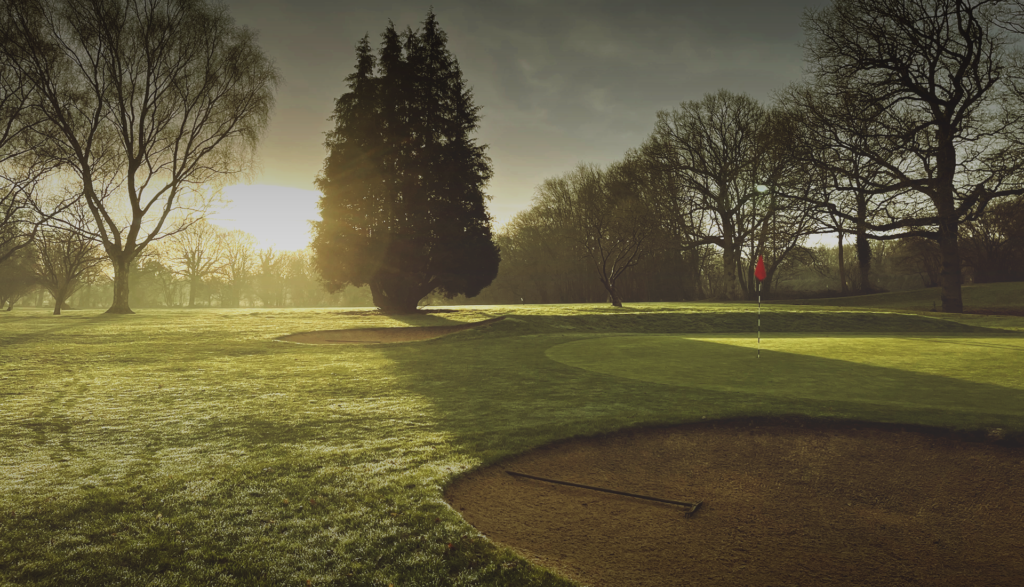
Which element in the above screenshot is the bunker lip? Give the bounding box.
[446,416,1024,587]
[275,316,504,344]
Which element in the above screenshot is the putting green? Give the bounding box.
[546,335,1024,415]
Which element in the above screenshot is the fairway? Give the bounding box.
[547,334,1024,415]
[2,301,1023,586]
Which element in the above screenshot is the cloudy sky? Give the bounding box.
[211,0,832,250]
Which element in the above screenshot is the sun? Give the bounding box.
[208,184,321,252]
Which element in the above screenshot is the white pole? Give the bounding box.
[757,280,761,359]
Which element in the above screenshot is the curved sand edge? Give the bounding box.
[445,417,1024,587]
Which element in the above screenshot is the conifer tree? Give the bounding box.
[313,11,500,314]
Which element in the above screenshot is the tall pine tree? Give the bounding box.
[313,11,499,314]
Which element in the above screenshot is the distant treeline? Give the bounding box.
[461,193,1024,306]
[0,220,372,312]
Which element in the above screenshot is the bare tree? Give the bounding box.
[960,194,1024,282]
[537,161,658,307]
[254,247,286,307]
[0,17,64,265]
[641,90,819,300]
[132,247,181,307]
[165,219,223,307]
[218,229,257,307]
[802,0,1024,312]
[0,245,38,309]
[32,203,107,314]
[485,206,603,304]
[2,0,279,313]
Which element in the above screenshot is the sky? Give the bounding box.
[210,0,833,251]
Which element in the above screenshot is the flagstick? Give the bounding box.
[757,281,761,359]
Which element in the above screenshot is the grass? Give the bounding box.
[1,290,1023,586]
[778,280,1024,313]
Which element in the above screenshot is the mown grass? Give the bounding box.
[1,295,1023,586]
[779,280,1024,313]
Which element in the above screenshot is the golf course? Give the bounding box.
[2,282,1023,586]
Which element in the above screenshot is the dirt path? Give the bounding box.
[275,317,504,344]
[446,418,1024,586]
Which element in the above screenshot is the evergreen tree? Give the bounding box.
[313,11,500,314]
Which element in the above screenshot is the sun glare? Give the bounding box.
[209,184,321,252]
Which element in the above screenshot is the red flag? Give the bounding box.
[755,255,766,281]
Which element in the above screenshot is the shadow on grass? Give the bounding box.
[445,310,1004,344]
[365,327,1024,468]
[4,306,1023,587]
[546,335,1024,418]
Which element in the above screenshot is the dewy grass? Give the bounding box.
[779,281,1024,312]
[1,301,1023,586]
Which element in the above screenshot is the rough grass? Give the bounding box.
[779,281,1024,313]
[1,295,1023,586]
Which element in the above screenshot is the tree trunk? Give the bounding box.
[937,217,964,313]
[837,230,848,294]
[856,228,872,294]
[722,244,743,300]
[935,127,963,313]
[601,278,622,307]
[854,192,873,294]
[107,256,135,314]
[189,275,198,307]
[369,279,421,314]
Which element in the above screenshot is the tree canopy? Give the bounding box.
[1,0,279,313]
[800,0,1024,312]
[312,10,500,314]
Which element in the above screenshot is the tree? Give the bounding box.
[165,219,223,307]
[641,90,818,300]
[254,247,285,307]
[0,244,37,309]
[482,207,602,304]
[536,161,659,307]
[130,249,180,307]
[312,11,500,314]
[32,203,107,314]
[2,0,279,313]
[960,194,1024,282]
[801,0,1024,312]
[283,250,331,308]
[778,85,913,294]
[0,15,62,266]
[218,229,257,307]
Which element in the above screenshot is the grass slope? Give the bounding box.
[779,281,1024,313]
[1,303,1022,586]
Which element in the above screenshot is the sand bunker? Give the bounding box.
[446,418,1024,587]
[276,316,504,344]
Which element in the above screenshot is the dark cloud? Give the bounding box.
[221,0,832,225]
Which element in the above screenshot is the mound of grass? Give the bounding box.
[1,303,1022,586]
[778,281,1024,313]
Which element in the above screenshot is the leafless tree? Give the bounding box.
[779,86,905,293]
[0,18,65,265]
[217,229,257,307]
[802,0,1024,312]
[641,90,820,299]
[254,247,286,307]
[959,194,1024,281]
[32,202,107,314]
[2,0,279,313]
[0,245,38,309]
[536,161,659,307]
[165,219,223,307]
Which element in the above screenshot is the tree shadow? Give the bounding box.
[370,328,1024,465]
